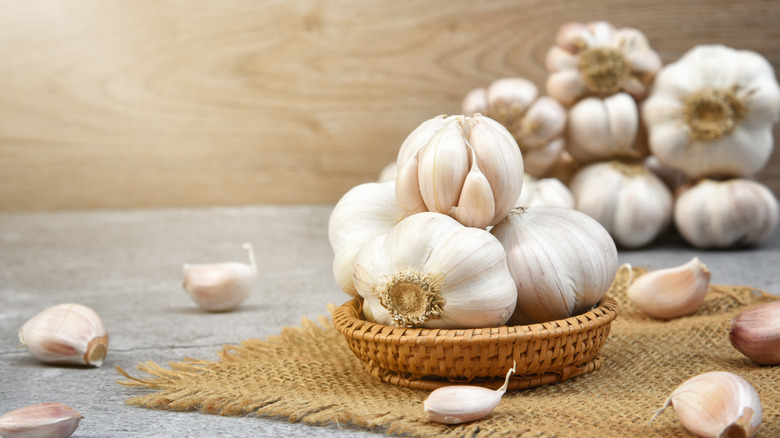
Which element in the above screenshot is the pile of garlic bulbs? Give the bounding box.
[460,20,780,249]
[329,114,618,329]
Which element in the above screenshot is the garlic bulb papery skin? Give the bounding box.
[182,243,257,311]
[514,174,574,209]
[395,114,524,229]
[461,79,566,177]
[328,181,405,297]
[545,21,662,106]
[652,371,762,438]
[627,257,710,319]
[353,212,517,329]
[674,178,779,248]
[490,206,618,325]
[569,160,673,248]
[0,403,83,438]
[566,93,647,164]
[19,303,109,367]
[642,45,780,180]
[424,362,516,424]
[729,301,780,365]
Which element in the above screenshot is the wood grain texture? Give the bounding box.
[1,0,779,211]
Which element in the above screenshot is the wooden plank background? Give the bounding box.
[1,0,779,211]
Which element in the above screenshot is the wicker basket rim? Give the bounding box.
[332,295,619,345]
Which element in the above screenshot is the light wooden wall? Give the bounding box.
[1,0,779,211]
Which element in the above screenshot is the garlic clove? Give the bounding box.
[514,173,574,209]
[182,243,257,312]
[546,69,586,107]
[396,114,451,166]
[555,22,592,53]
[417,122,470,213]
[486,77,538,122]
[544,45,579,72]
[652,371,762,438]
[729,301,780,365]
[566,93,639,164]
[461,87,488,116]
[627,257,710,319]
[376,161,397,183]
[521,138,565,178]
[424,362,516,424]
[19,303,108,367]
[517,97,566,148]
[395,151,428,215]
[449,146,496,229]
[0,403,83,438]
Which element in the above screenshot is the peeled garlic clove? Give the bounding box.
[627,257,710,319]
[182,243,257,312]
[0,403,82,438]
[729,301,780,365]
[652,371,762,438]
[424,363,516,424]
[19,303,108,367]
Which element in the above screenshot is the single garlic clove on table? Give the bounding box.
[424,363,516,424]
[0,403,83,438]
[729,301,780,365]
[652,371,762,438]
[182,243,257,312]
[19,303,108,367]
[627,257,710,319]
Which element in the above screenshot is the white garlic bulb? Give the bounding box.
[353,212,517,328]
[652,371,762,438]
[569,160,673,248]
[182,243,257,311]
[674,178,779,248]
[490,206,618,325]
[642,45,780,180]
[566,93,646,164]
[461,79,566,177]
[423,362,516,424]
[0,403,82,438]
[545,21,662,106]
[377,161,397,183]
[328,181,405,296]
[19,303,108,367]
[514,173,574,209]
[627,257,710,319]
[395,114,524,229]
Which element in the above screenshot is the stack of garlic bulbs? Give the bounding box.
[329,114,618,329]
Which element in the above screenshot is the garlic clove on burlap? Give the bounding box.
[545,21,661,106]
[353,212,517,329]
[729,301,780,365]
[424,362,516,424]
[0,403,83,438]
[674,178,779,248]
[652,371,762,438]
[642,45,780,180]
[569,160,673,248]
[627,257,710,319]
[490,206,618,325]
[19,303,108,367]
[328,181,406,297]
[514,174,574,209]
[182,243,257,312]
[395,114,524,228]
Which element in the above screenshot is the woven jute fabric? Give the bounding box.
[118,268,780,437]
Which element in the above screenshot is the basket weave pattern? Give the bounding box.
[332,296,619,390]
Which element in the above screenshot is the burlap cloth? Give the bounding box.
[117,268,780,437]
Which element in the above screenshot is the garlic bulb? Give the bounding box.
[514,174,574,209]
[490,206,618,325]
[652,371,762,438]
[19,303,108,367]
[0,403,82,438]
[182,243,257,311]
[566,93,647,164]
[461,79,566,177]
[729,301,780,365]
[642,45,780,179]
[569,160,673,248]
[377,161,397,183]
[674,178,779,248]
[328,181,406,297]
[395,114,524,229]
[545,21,662,106]
[424,362,516,424]
[627,257,710,319]
[353,212,517,328]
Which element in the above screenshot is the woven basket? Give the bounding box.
[332,296,619,390]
